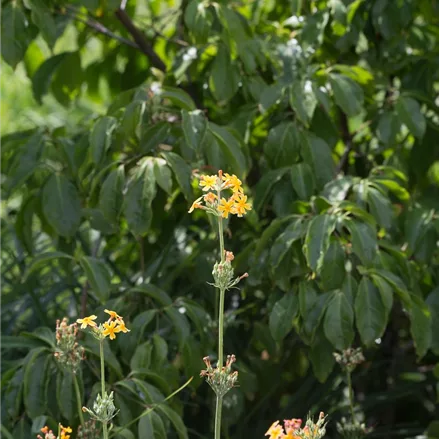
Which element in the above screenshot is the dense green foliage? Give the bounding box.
[2,0,439,437]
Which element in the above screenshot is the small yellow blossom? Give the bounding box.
[115,320,130,333]
[102,321,121,340]
[60,425,72,439]
[188,196,203,213]
[204,192,217,204]
[199,174,218,191]
[265,421,284,439]
[218,197,236,218]
[222,173,243,193]
[104,309,122,321]
[233,194,252,217]
[76,315,97,329]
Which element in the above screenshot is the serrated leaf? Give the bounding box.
[346,220,377,265]
[303,214,336,272]
[355,277,388,345]
[269,293,299,341]
[41,174,81,237]
[396,96,426,139]
[99,165,125,223]
[324,290,354,350]
[80,256,112,302]
[90,116,117,164]
[329,73,364,116]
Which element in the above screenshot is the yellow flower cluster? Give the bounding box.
[266,419,302,439]
[189,171,252,218]
[77,309,130,341]
[38,425,72,439]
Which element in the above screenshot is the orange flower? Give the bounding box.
[233,194,252,217]
[41,427,49,434]
[102,321,121,340]
[199,175,218,191]
[222,173,243,193]
[76,315,97,329]
[265,421,285,439]
[188,196,203,213]
[204,192,217,204]
[115,320,130,333]
[218,197,236,218]
[104,309,122,321]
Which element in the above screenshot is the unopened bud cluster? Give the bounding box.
[212,251,248,291]
[334,348,365,372]
[295,412,327,439]
[77,420,101,439]
[53,318,85,373]
[337,418,372,439]
[82,391,118,423]
[200,354,239,397]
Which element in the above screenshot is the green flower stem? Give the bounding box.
[72,372,85,427]
[347,370,356,424]
[214,396,223,439]
[100,339,109,439]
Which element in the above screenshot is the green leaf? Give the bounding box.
[209,123,247,178]
[24,251,74,279]
[320,240,346,290]
[289,81,317,126]
[124,163,156,236]
[355,277,388,345]
[254,168,290,212]
[377,111,399,145]
[1,3,31,69]
[209,45,240,102]
[99,165,125,223]
[264,122,300,168]
[161,86,196,111]
[138,412,166,439]
[301,134,335,189]
[409,301,431,359]
[131,341,152,370]
[122,101,145,138]
[90,116,117,164]
[290,163,315,200]
[4,368,24,419]
[141,122,170,153]
[153,158,173,195]
[345,220,377,265]
[405,208,435,255]
[269,293,299,342]
[324,290,354,350]
[329,73,364,116]
[41,174,82,237]
[396,96,426,139]
[162,151,192,200]
[368,268,412,308]
[80,256,112,302]
[426,287,439,354]
[367,187,393,229]
[156,405,189,439]
[24,350,51,418]
[56,371,76,421]
[182,109,207,152]
[309,331,336,382]
[303,214,336,272]
[28,0,57,48]
[371,274,393,317]
[32,53,69,103]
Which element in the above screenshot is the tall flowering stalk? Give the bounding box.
[77,310,130,439]
[189,170,251,439]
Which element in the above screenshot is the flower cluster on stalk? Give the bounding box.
[38,425,72,439]
[266,413,327,439]
[76,309,130,341]
[333,347,365,372]
[53,318,85,373]
[200,354,239,397]
[188,171,252,218]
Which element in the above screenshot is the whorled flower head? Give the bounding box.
[334,348,365,372]
[76,310,130,342]
[54,318,85,373]
[200,354,239,397]
[265,413,327,439]
[76,419,101,439]
[37,424,72,439]
[188,170,252,218]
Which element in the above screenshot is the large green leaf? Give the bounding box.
[156,405,189,439]
[41,174,82,237]
[323,290,354,350]
[355,277,388,345]
[80,256,112,302]
[320,240,346,290]
[182,109,207,152]
[264,122,300,168]
[426,287,439,354]
[28,0,57,48]
[409,302,431,359]
[345,219,377,265]
[309,331,336,383]
[289,81,317,126]
[303,214,336,272]
[90,116,117,164]
[396,96,426,139]
[290,162,315,200]
[99,165,125,223]
[162,152,192,200]
[329,73,364,116]
[209,45,240,102]
[269,293,299,342]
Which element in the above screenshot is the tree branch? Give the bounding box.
[114,6,167,72]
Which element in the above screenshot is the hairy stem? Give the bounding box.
[73,372,85,427]
[347,370,356,424]
[100,340,109,439]
[214,396,223,439]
